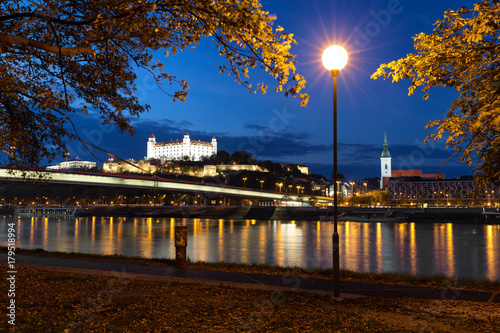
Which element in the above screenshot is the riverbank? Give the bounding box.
[4,204,500,222]
[4,247,499,291]
[1,249,499,332]
[85,205,499,222]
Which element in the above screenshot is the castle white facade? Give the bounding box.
[146,132,217,161]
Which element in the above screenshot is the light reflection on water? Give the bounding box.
[1,216,499,281]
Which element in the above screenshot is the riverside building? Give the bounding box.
[387,176,497,206]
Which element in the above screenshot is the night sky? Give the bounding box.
[64,0,478,180]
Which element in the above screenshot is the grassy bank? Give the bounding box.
[2,265,500,332]
[4,247,500,293]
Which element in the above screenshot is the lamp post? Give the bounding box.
[322,44,348,298]
[63,151,70,169]
[260,179,264,190]
[242,177,247,188]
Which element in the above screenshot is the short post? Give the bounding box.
[175,226,188,269]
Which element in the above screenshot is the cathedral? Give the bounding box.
[380,131,444,189]
[147,132,217,161]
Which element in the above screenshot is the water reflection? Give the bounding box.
[1,216,499,281]
[485,225,499,281]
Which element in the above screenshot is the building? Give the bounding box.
[203,164,268,176]
[46,158,96,170]
[391,169,444,179]
[379,132,497,205]
[281,164,309,175]
[387,176,497,205]
[380,131,443,189]
[103,159,157,174]
[147,132,217,161]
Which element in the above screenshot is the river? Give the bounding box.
[1,216,499,281]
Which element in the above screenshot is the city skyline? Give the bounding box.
[61,0,478,180]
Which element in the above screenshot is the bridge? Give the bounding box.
[0,168,332,205]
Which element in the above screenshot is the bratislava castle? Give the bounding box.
[147,132,217,161]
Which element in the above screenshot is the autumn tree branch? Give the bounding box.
[0,34,94,56]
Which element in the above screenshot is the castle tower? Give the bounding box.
[182,132,190,158]
[211,136,217,152]
[147,133,156,159]
[380,131,392,189]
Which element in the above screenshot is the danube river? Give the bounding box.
[1,216,499,281]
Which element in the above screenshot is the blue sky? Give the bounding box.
[65,0,478,180]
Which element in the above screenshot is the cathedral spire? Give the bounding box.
[380,131,392,189]
[381,130,391,157]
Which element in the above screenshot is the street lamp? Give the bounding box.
[242,177,247,188]
[63,151,70,169]
[349,182,355,197]
[322,44,348,298]
[276,182,283,192]
[260,179,264,190]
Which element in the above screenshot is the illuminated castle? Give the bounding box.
[146,132,217,161]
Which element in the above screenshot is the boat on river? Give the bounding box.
[320,210,407,222]
[482,208,500,219]
[14,206,90,217]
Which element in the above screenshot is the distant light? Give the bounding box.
[322,45,348,71]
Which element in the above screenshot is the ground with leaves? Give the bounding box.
[1,265,499,332]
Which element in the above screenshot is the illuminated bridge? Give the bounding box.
[0,168,332,205]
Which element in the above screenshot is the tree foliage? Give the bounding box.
[230,150,255,164]
[371,0,500,184]
[216,150,231,165]
[0,0,308,170]
[259,159,283,174]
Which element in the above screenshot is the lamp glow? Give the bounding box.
[322,45,348,71]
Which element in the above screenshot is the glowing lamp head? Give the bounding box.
[322,45,348,71]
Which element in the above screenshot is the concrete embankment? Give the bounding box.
[4,205,496,222]
[80,205,496,222]
[84,205,325,220]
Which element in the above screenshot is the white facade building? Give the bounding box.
[146,132,217,161]
[46,158,96,170]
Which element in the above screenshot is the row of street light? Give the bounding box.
[240,177,311,195]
